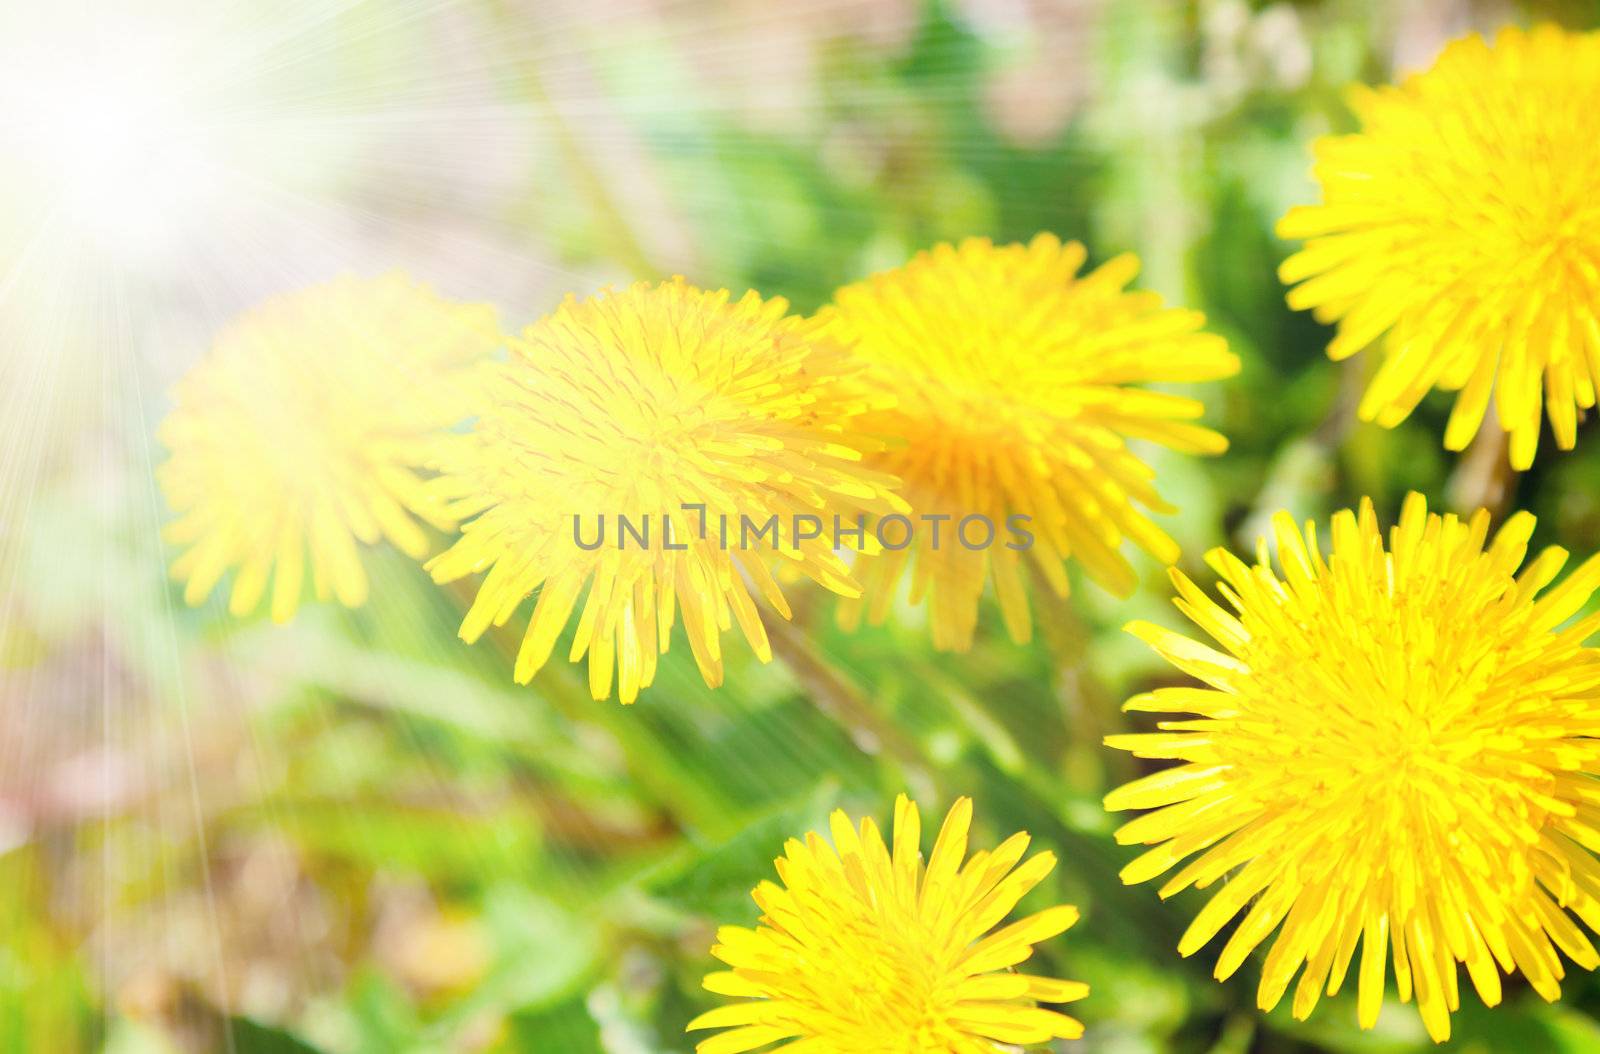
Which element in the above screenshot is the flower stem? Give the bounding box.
[1031,573,1129,792]
[763,615,936,801]
[479,0,661,281]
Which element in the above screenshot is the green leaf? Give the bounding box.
[501,997,604,1054]
[227,1018,328,1054]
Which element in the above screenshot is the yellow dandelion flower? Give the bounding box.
[688,795,1087,1052]
[1103,492,1600,1042]
[426,279,902,704]
[820,233,1238,651]
[158,274,500,621]
[1278,25,1600,469]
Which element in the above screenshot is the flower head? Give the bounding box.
[1278,25,1600,469]
[689,795,1087,1052]
[1104,493,1600,1042]
[820,234,1237,651]
[426,279,901,703]
[158,274,500,621]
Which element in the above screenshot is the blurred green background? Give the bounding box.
[6,0,1600,1051]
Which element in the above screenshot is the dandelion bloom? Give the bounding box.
[821,234,1237,651]
[426,279,901,704]
[1278,25,1600,469]
[688,795,1087,1052]
[158,274,500,621]
[1104,493,1600,1042]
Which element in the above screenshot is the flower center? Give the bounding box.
[780,916,966,1049]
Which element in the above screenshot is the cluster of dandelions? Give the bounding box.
[155,249,1224,1050]
[158,237,1235,700]
[151,20,1600,1050]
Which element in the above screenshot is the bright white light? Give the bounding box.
[0,0,531,305]
[0,14,222,266]
[40,70,211,256]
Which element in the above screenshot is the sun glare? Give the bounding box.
[0,12,226,265]
[36,65,215,259]
[0,10,233,270]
